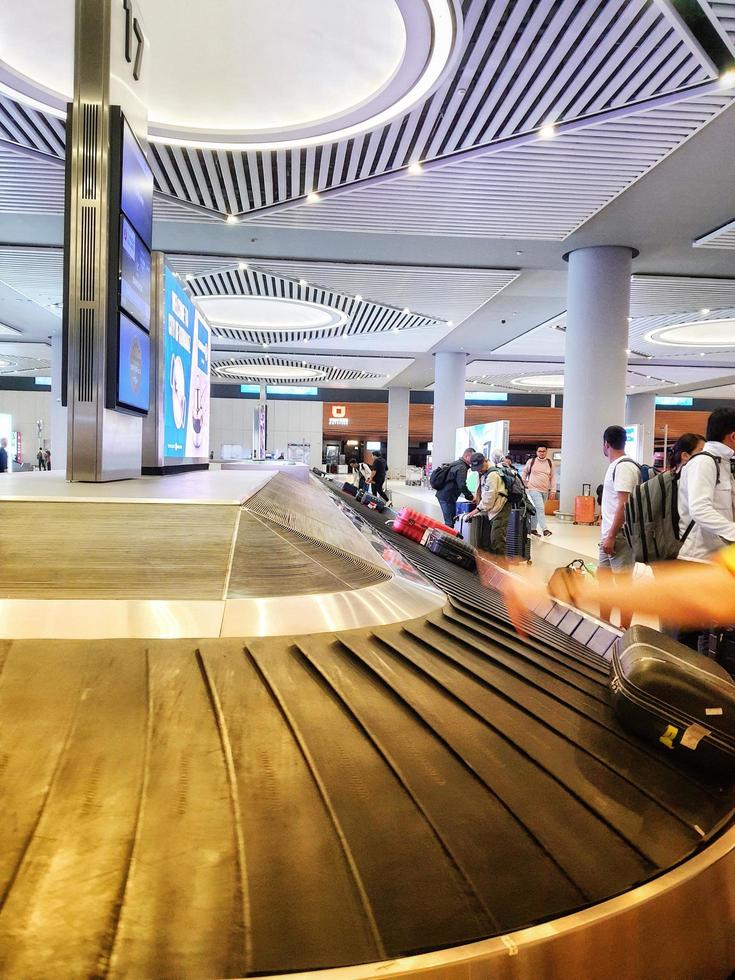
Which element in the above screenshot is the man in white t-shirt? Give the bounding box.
[598,424,641,627]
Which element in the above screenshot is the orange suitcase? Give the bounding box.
[545,497,559,516]
[574,484,595,525]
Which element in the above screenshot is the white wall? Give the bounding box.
[0,389,52,466]
[210,397,323,464]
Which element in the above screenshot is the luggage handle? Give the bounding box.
[582,483,591,496]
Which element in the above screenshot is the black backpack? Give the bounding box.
[488,465,527,506]
[430,462,453,490]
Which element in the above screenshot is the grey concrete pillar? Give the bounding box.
[432,352,466,467]
[387,387,410,478]
[50,333,67,471]
[625,392,657,465]
[560,246,634,513]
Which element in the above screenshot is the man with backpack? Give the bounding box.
[466,451,514,555]
[598,425,642,628]
[678,408,735,564]
[431,447,475,527]
[523,446,556,538]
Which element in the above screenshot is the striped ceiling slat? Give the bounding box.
[243,95,731,240]
[693,217,735,249]
[700,1,735,52]
[0,0,717,223]
[210,352,411,386]
[0,245,64,314]
[0,142,64,214]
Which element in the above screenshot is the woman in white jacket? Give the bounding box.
[677,408,735,563]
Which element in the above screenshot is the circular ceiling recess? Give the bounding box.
[513,374,565,388]
[645,318,735,348]
[196,295,347,335]
[0,0,460,149]
[216,364,327,381]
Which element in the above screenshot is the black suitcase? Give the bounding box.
[426,529,477,571]
[610,625,735,774]
[506,506,530,560]
[360,492,386,512]
[342,482,358,497]
[469,514,492,550]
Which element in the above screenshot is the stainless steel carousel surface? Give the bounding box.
[0,473,732,978]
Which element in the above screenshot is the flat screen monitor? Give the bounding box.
[118,312,150,412]
[121,118,153,247]
[119,215,151,330]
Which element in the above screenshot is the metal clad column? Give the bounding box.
[65,0,149,480]
[625,392,657,465]
[560,246,634,513]
[387,387,410,478]
[432,352,466,467]
[50,334,67,470]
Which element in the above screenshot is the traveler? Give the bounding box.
[370,450,390,503]
[37,447,46,471]
[668,432,705,474]
[347,459,360,486]
[431,447,474,527]
[599,425,641,628]
[466,451,511,555]
[0,437,7,473]
[358,459,372,491]
[678,408,735,564]
[523,446,556,538]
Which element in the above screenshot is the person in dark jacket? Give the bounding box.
[436,447,474,527]
[0,437,7,473]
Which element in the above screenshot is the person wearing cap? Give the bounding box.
[466,451,511,555]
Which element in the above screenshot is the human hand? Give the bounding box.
[601,534,616,556]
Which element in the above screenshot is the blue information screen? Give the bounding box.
[118,312,150,412]
[121,119,153,247]
[162,268,211,459]
[119,215,151,330]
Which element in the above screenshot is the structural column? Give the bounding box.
[432,352,466,467]
[625,392,657,465]
[50,333,67,471]
[560,246,635,513]
[387,387,410,478]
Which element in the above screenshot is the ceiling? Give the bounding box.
[1,0,735,398]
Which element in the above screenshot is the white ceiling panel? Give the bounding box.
[0,245,63,315]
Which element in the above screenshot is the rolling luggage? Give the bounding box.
[506,507,531,561]
[342,482,358,497]
[391,507,458,544]
[360,492,386,512]
[455,501,473,542]
[610,625,735,774]
[425,529,476,571]
[544,497,559,516]
[574,484,595,525]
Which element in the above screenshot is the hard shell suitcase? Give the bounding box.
[425,529,476,571]
[506,507,531,561]
[342,482,358,497]
[610,625,735,774]
[469,513,492,550]
[392,507,458,544]
[361,491,386,512]
[574,484,595,525]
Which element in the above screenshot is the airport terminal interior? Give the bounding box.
[2,1,735,977]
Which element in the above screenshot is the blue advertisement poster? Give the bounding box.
[118,313,150,412]
[163,268,210,458]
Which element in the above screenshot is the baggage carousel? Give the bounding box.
[0,471,733,978]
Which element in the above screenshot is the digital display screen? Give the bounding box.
[118,312,150,412]
[163,267,211,458]
[119,215,151,330]
[121,118,153,247]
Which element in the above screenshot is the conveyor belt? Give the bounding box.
[0,604,733,977]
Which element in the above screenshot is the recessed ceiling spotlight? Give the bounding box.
[402,307,410,314]
[238,261,248,270]
[457,87,467,96]
[539,122,556,140]
[392,327,400,333]
[701,308,711,314]
[627,316,632,322]
[185,274,193,281]
[226,214,238,224]
[625,348,631,354]
[447,320,453,326]
[700,352,706,356]
[299,279,308,287]
[719,69,735,89]
[306,191,320,203]
[354,294,362,302]
[516,250,523,256]
[407,161,423,175]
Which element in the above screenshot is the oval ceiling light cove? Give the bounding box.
[0,0,459,149]
[196,295,347,334]
[513,374,565,388]
[645,318,735,348]
[216,364,327,380]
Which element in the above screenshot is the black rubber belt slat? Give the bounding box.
[296,632,588,931]
[247,639,492,958]
[402,617,727,834]
[337,631,653,899]
[374,626,697,868]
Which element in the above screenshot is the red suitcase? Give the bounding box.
[391,507,459,543]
